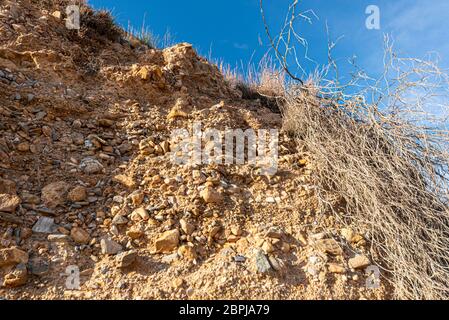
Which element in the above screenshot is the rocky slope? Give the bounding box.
[0,0,389,299]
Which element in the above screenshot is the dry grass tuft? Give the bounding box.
[125,23,158,49]
[216,56,286,112]
[79,7,122,42]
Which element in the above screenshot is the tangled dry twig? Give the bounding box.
[282,38,449,298]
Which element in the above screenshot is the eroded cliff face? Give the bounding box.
[0,0,386,299]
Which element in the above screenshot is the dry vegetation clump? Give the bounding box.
[79,6,123,42]
[217,56,286,113]
[124,21,159,49]
[281,43,449,299]
[68,5,123,43]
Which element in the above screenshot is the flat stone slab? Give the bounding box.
[32,216,57,234]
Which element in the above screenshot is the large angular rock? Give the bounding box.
[28,259,50,277]
[155,229,180,253]
[3,263,28,287]
[0,247,29,267]
[200,187,223,204]
[0,178,16,194]
[112,214,128,225]
[180,219,194,235]
[130,207,149,221]
[101,238,122,255]
[0,194,20,212]
[41,181,70,209]
[70,227,90,245]
[67,186,87,202]
[32,216,56,234]
[116,251,137,268]
[254,249,272,273]
[129,190,144,206]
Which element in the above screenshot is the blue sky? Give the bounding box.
[88,0,449,82]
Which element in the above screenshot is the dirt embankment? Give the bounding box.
[0,0,388,299]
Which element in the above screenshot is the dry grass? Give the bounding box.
[282,41,449,299]
[215,56,286,112]
[124,14,176,49]
[216,55,283,93]
[124,20,158,49]
[79,7,122,42]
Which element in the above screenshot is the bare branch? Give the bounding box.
[259,0,304,84]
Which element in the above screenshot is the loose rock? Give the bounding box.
[234,255,246,263]
[255,249,272,273]
[112,214,128,225]
[155,229,180,253]
[268,256,286,273]
[126,227,143,239]
[328,263,347,274]
[130,190,145,206]
[0,247,29,267]
[178,245,197,261]
[3,263,27,287]
[180,219,194,235]
[80,158,104,174]
[116,251,137,268]
[17,142,29,152]
[28,260,50,277]
[47,234,70,243]
[131,207,149,221]
[161,252,179,264]
[70,227,91,245]
[0,194,20,212]
[200,187,223,204]
[313,238,343,256]
[101,238,123,255]
[41,181,70,209]
[32,217,56,234]
[113,174,136,188]
[348,255,371,270]
[0,178,16,194]
[265,227,283,239]
[67,186,87,202]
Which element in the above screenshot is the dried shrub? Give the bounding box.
[79,7,122,43]
[282,41,449,299]
[124,24,158,49]
[216,56,286,113]
[259,0,449,299]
